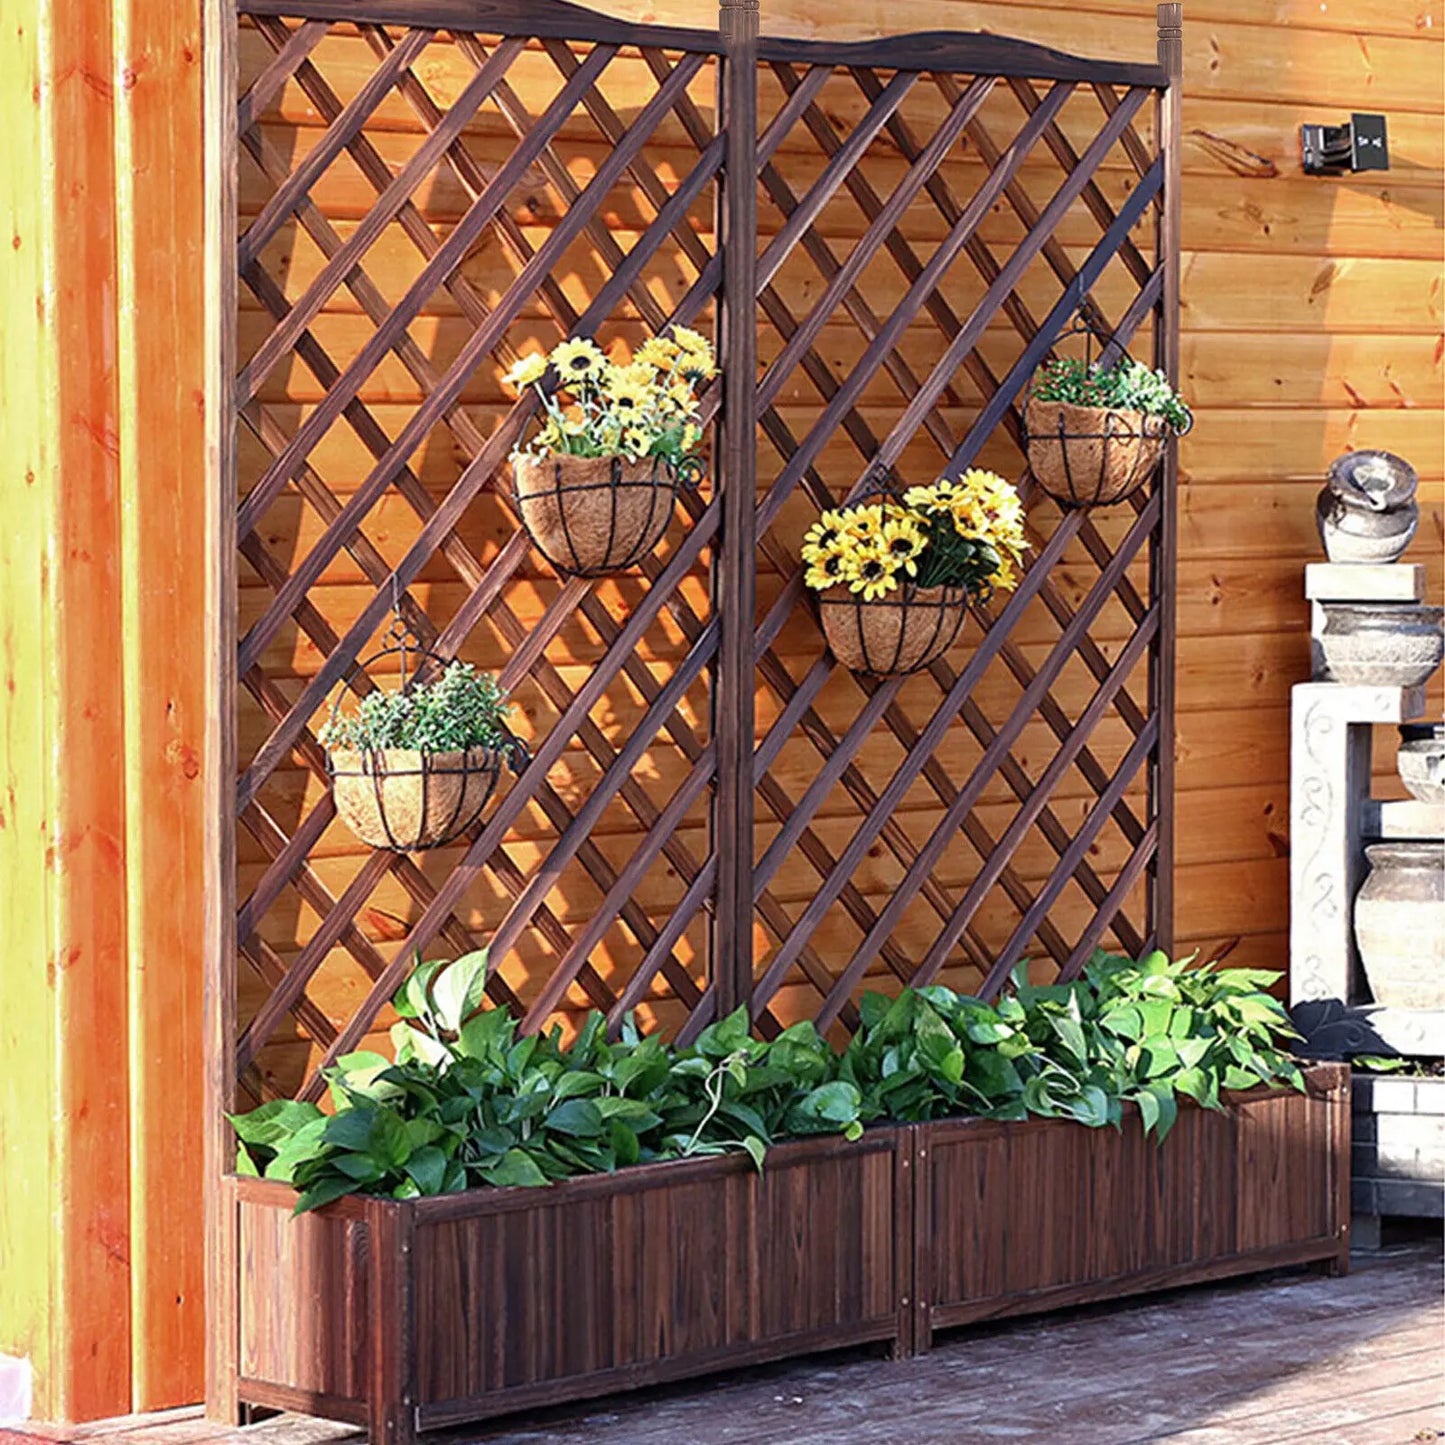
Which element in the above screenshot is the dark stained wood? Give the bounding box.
[236,0,724,51]
[714,0,760,1018]
[756,30,1167,88]
[204,0,241,1421]
[912,1065,1351,1347]
[233,1133,908,1433]
[213,3,1194,1419]
[1150,1,1184,955]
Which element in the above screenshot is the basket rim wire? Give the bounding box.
[512,451,706,578]
[323,615,528,851]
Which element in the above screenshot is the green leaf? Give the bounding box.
[228,1099,325,1147]
[293,1175,359,1214]
[740,1135,767,1172]
[429,949,490,1035]
[545,1098,606,1137]
[404,1145,448,1195]
[480,1148,550,1189]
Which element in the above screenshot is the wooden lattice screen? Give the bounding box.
[207,0,1181,1113]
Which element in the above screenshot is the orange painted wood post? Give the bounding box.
[114,0,209,1406]
[0,0,135,1419]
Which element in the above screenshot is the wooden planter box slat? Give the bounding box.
[912,1066,1350,1344]
[230,1069,1348,1441]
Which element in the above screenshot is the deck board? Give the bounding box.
[3,1242,1439,1445]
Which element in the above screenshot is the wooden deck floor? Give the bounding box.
[7,1240,1441,1445]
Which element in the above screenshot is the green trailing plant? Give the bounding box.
[320,661,512,753]
[1031,355,1192,434]
[231,948,1303,1213]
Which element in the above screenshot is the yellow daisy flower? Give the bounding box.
[502,352,548,390]
[845,543,902,601]
[804,547,851,592]
[549,337,608,383]
[879,517,927,578]
[801,509,850,560]
[603,376,653,417]
[635,336,681,370]
[843,504,887,539]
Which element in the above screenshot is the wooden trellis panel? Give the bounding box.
[210,0,1180,1110]
[741,33,1176,1032]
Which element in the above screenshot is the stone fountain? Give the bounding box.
[1290,448,1443,1244]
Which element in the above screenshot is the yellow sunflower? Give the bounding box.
[843,503,887,540]
[502,351,548,390]
[879,517,927,578]
[549,337,608,383]
[804,544,851,592]
[800,508,850,562]
[603,375,653,418]
[635,335,681,370]
[844,541,902,601]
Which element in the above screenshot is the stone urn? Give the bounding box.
[1354,841,1445,1011]
[1318,603,1444,687]
[1398,723,1445,805]
[1315,449,1419,564]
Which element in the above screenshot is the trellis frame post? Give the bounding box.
[1150,1,1183,953]
[202,0,240,1418]
[714,0,760,1018]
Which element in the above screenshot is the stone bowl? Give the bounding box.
[1319,604,1444,688]
[1398,723,1445,805]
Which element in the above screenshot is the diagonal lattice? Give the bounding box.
[223,1,1177,1099]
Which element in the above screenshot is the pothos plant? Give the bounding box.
[231,948,1304,1213]
[231,949,862,1214]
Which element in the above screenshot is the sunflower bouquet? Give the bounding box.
[803,469,1028,675]
[502,327,716,577]
[502,327,715,470]
[801,469,1028,603]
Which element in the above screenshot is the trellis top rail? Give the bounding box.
[234,0,1169,88]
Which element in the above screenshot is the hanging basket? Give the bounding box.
[324,630,527,852]
[512,452,705,578]
[1024,398,1169,508]
[328,745,521,852]
[816,581,970,677]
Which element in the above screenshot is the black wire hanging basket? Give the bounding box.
[511,451,706,578]
[813,467,974,678]
[324,622,528,852]
[1023,320,1192,508]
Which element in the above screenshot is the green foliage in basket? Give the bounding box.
[320,661,512,753]
[1031,355,1192,434]
[232,948,1303,1213]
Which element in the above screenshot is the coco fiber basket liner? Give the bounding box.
[329,747,508,851]
[817,582,970,676]
[1024,398,1168,507]
[512,453,688,577]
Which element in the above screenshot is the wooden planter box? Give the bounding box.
[227,1070,1348,1437]
[909,1063,1350,1348]
[230,1131,911,1443]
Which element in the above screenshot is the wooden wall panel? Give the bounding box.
[0,0,134,1420]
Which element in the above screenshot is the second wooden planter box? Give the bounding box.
[227,1067,1348,1441]
[910,1064,1350,1348]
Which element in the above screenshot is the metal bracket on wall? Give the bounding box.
[1301,112,1389,174]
